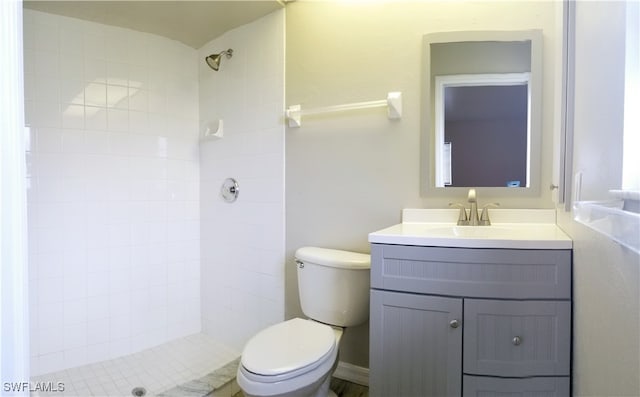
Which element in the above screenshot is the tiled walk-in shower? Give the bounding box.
[23,6,285,396]
[31,333,238,397]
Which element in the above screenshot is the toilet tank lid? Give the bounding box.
[295,247,370,269]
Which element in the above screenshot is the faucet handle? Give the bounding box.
[479,203,500,225]
[449,203,468,225]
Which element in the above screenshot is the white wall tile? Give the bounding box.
[199,9,285,351]
[107,108,128,132]
[85,106,108,130]
[63,275,87,301]
[86,342,110,363]
[61,106,85,129]
[63,299,88,326]
[26,9,200,376]
[108,338,131,359]
[87,273,109,296]
[84,130,109,153]
[33,100,61,127]
[107,85,129,109]
[106,62,129,86]
[64,346,88,369]
[60,26,84,56]
[84,83,107,107]
[84,59,107,83]
[128,110,148,132]
[60,58,85,83]
[64,323,88,349]
[34,76,59,102]
[38,298,62,326]
[87,296,109,320]
[38,352,65,375]
[38,327,64,355]
[38,276,64,304]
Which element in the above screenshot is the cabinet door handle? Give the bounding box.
[449,319,460,328]
[512,336,522,346]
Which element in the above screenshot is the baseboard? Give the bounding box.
[333,361,369,386]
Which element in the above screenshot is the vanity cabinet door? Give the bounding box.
[463,299,571,377]
[370,290,462,397]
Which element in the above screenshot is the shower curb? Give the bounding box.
[156,357,240,397]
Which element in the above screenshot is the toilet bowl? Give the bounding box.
[237,318,343,397]
[237,247,370,397]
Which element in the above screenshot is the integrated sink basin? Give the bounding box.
[423,225,516,238]
[369,209,572,249]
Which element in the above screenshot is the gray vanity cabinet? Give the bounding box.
[369,243,572,397]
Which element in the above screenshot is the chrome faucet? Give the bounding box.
[449,189,499,226]
[467,188,479,226]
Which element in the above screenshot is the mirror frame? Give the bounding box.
[420,30,543,198]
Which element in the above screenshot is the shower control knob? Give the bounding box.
[220,178,239,203]
[512,336,522,346]
[449,319,460,329]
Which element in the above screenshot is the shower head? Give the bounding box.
[205,49,233,71]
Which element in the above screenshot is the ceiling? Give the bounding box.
[23,1,285,49]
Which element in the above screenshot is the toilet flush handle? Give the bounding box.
[295,260,304,269]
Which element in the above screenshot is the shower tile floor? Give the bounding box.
[31,333,239,397]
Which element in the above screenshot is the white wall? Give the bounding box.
[559,2,640,395]
[558,212,639,396]
[285,1,559,368]
[24,10,201,375]
[199,9,285,352]
[570,1,626,201]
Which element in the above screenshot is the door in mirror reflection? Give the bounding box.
[434,73,530,188]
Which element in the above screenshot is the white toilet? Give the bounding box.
[236,246,371,397]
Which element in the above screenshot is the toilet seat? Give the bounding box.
[241,318,336,380]
[238,347,337,397]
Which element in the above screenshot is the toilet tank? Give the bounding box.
[295,247,371,327]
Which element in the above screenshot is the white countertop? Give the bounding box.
[368,209,572,249]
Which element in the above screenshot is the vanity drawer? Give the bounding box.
[463,299,571,377]
[463,375,570,396]
[371,244,571,299]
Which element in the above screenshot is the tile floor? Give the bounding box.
[31,333,238,397]
[30,332,368,397]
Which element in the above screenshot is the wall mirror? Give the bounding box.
[421,30,543,197]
